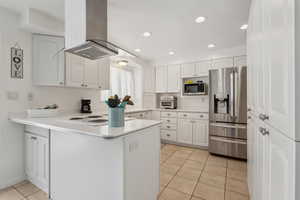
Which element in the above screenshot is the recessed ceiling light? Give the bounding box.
[195,16,206,23]
[134,48,141,52]
[208,44,216,48]
[143,32,151,37]
[117,60,129,66]
[169,51,175,55]
[240,24,248,30]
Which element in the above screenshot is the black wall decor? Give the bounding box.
[11,43,23,79]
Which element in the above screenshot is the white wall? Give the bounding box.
[0,7,102,189]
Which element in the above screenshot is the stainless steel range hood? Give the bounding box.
[65,0,132,60]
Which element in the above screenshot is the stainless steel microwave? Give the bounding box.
[183,81,207,96]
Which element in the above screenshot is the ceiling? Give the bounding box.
[0,0,250,64]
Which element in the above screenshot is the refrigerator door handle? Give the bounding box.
[230,71,234,118]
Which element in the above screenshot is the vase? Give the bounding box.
[108,107,125,127]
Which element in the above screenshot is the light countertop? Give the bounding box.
[9,113,161,139]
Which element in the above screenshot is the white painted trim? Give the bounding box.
[0,175,26,190]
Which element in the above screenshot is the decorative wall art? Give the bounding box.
[11,43,23,79]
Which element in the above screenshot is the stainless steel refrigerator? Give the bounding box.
[208,66,247,159]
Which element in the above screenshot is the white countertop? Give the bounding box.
[9,113,161,139]
[153,108,208,113]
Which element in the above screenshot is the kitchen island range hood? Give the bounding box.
[65,0,134,60]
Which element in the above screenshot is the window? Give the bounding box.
[110,67,135,98]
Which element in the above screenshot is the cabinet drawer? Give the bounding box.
[161,130,177,141]
[161,118,177,124]
[161,123,177,130]
[161,112,177,118]
[178,112,208,119]
[25,125,49,138]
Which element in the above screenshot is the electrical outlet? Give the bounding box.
[6,91,19,100]
[28,92,34,101]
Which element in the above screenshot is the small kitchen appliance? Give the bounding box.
[160,96,177,109]
[183,80,207,96]
[81,99,92,113]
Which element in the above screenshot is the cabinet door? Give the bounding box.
[192,120,208,146]
[32,34,65,86]
[25,133,38,179]
[177,119,193,144]
[265,125,295,200]
[212,58,234,69]
[195,60,211,76]
[155,66,168,93]
[84,59,99,89]
[65,53,85,87]
[181,63,195,77]
[263,0,294,138]
[167,65,180,93]
[143,67,156,93]
[36,136,49,189]
[98,58,110,90]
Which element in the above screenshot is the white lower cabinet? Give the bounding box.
[25,132,49,193]
[177,119,193,144]
[248,116,295,200]
[192,120,209,146]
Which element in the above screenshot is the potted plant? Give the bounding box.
[105,95,134,127]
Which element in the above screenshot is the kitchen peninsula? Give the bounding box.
[10,114,161,200]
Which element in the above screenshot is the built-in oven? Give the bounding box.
[183,81,207,95]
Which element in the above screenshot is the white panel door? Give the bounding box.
[155,66,167,93]
[263,0,295,138]
[192,120,208,146]
[36,136,49,190]
[212,58,234,69]
[66,53,85,87]
[195,60,211,76]
[143,67,156,93]
[84,59,99,89]
[97,58,110,90]
[265,125,295,200]
[181,63,195,77]
[177,119,193,144]
[25,133,38,179]
[32,34,65,86]
[167,65,180,93]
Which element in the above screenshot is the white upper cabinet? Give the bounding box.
[155,65,180,93]
[212,57,234,69]
[98,58,110,90]
[66,53,110,90]
[32,34,65,86]
[181,63,195,77]
[155,66,168,93]
[84,59,99,89]
[195,60,211,76]
[167,65,180,93]
[66,53,85,87]
[143,66,156,93]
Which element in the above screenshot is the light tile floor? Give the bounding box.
[0,144,248,200]
[159,144,249,200]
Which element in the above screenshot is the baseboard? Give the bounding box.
[0,175,26,190]
[161,140,208,150]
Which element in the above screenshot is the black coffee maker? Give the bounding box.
[81,99,92,113]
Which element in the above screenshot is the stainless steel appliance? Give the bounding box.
[64,0,135,60]
[208,66,247,159]
[160,96,177,109]
[183,81,207,96]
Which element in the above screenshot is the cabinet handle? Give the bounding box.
[81,83,85,87]
[247,108,252,112]
[184,114,187,117]
[31,136,37,140]
[259,114,269,121]
[98,86,102,89]
[59,82,64,85]
[167,126,171,128]
[200,115,203,118]
[259,127,269,136]
[166,134,170,137]
[167,113,170,116]
[167,120,170,122]
[248,116,252,119]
